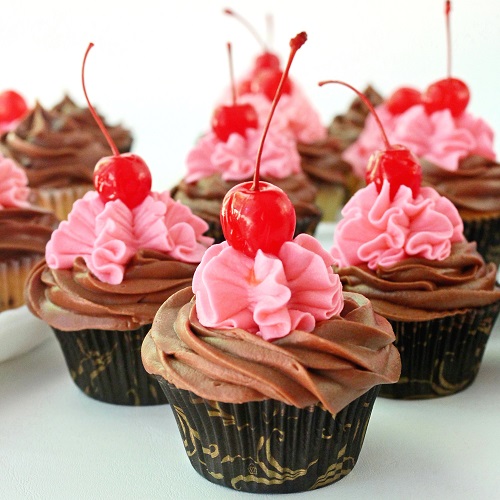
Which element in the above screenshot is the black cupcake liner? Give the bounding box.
[157,380,380,494]
[52,325,168,406]
[462,214,500,265]
[380,301,500,399]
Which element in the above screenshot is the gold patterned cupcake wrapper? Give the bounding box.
[462,215,500,266]
[157,380,380,494]
[380,301,500,400]
[52,325,168,406]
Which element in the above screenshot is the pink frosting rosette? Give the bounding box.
[0,154,30,209]
[184,127,301,184]
[46,191,213,285]
[193,233,344,341]
[331,180,464,270]
[342,103,496,176]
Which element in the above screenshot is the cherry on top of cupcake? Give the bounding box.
[386,1,469,118]
[0,90,29,133]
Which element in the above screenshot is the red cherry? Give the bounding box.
[93,153,152,209]
[319,80,422,201]
[251,68,292,101]
[254,51,281,73]
[82,43,152,209]
[212,103,258,142]
[386,87,421,115]
[422,77,469,117]
[0,90,28,123]
[220,32,307,257]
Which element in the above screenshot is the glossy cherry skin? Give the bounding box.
[254,51,281,73]
[0,90,28,123]
[93,153,152,209]
[422,77,469,117]
[386,87,421,115]
[251,68,292,101]
[221,181,296,257]
[212,103,259,142]
[366,145,422,201]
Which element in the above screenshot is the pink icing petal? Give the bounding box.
[212,133,255,181]
[133,195,171,253]
[0,155,30,208]
[184,134,220,183]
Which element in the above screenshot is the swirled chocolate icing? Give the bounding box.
[52,95,133,154]
[421,155,500,213]
[142,287,401,414]
[328,86,384,151]
[172,172,321,225]
[26,250,199,331]
[337,242,500,322]
[0,102,111,188]
[0,208,57,259]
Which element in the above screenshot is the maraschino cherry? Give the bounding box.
[421,0,469,117]
[220,32,307,258]
[319,80,422,201]
[0,90,28,124]
[81,43,152,209]
[223,8,292,101]
[211,42,258,142]
[386,87,421,115]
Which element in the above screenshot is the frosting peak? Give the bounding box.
[0,154,30,208]
[331,181,464,270]
[192,234,344,341]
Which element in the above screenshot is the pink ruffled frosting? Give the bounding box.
[193,233,344,341]
[0,154,30,208]
[46,191,213,285]
[331,180,464,270]
[184,126,301,184]
[343,103,496,177]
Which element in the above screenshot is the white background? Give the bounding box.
[3,0,499,192]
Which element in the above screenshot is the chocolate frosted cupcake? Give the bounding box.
[0,154,57,312]
[142,232,400,493]
[332,180,500,399]
[0,102,111,220]
[52,94,133,154]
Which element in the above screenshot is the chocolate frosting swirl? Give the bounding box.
[421,155,500,213]
[26,251,198,331]
[0,102,111,188]
[0,207,57,259]
[337,242,500,322]
[142,287,401,414]
[328,85,384,151]
[52,95,133,154]
[172,172,321,225]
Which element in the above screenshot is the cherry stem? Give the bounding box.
[252,32,307,191]
[266,13,274,49]
[226,42,237,105]
[224,8,268,51]
[318,80,391,150]
[81,42,119,157]
[445,0,452,78]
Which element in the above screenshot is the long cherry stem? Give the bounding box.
[226,42,237,105]
[81,43,119,157]
[318,80,391,150]
[252,32,307,191]
[445,0,452,78]
[224,8,268,51]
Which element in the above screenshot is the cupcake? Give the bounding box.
[173,34,322,242]
[0,101,111,220]
[52,94,133,154]
[24,43,214,406]
[0,153,58,313]
[329,95,500,399]
[142,236,400,493]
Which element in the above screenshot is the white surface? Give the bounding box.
[1,223,500,499]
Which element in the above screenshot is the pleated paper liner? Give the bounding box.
[461,211,500,266]
[52,325,167,406]
[0,254,44,312]
[157,380,380,494]
[380,300,500,399]
[31,184,94,221]
[314,184,347,222]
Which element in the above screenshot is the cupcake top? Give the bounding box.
[52,94,133,154]
[0,154,57,259]
[142,232,401,414]
[331,180,500,321]
[26,188,213,331]
[0,102,111,189]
